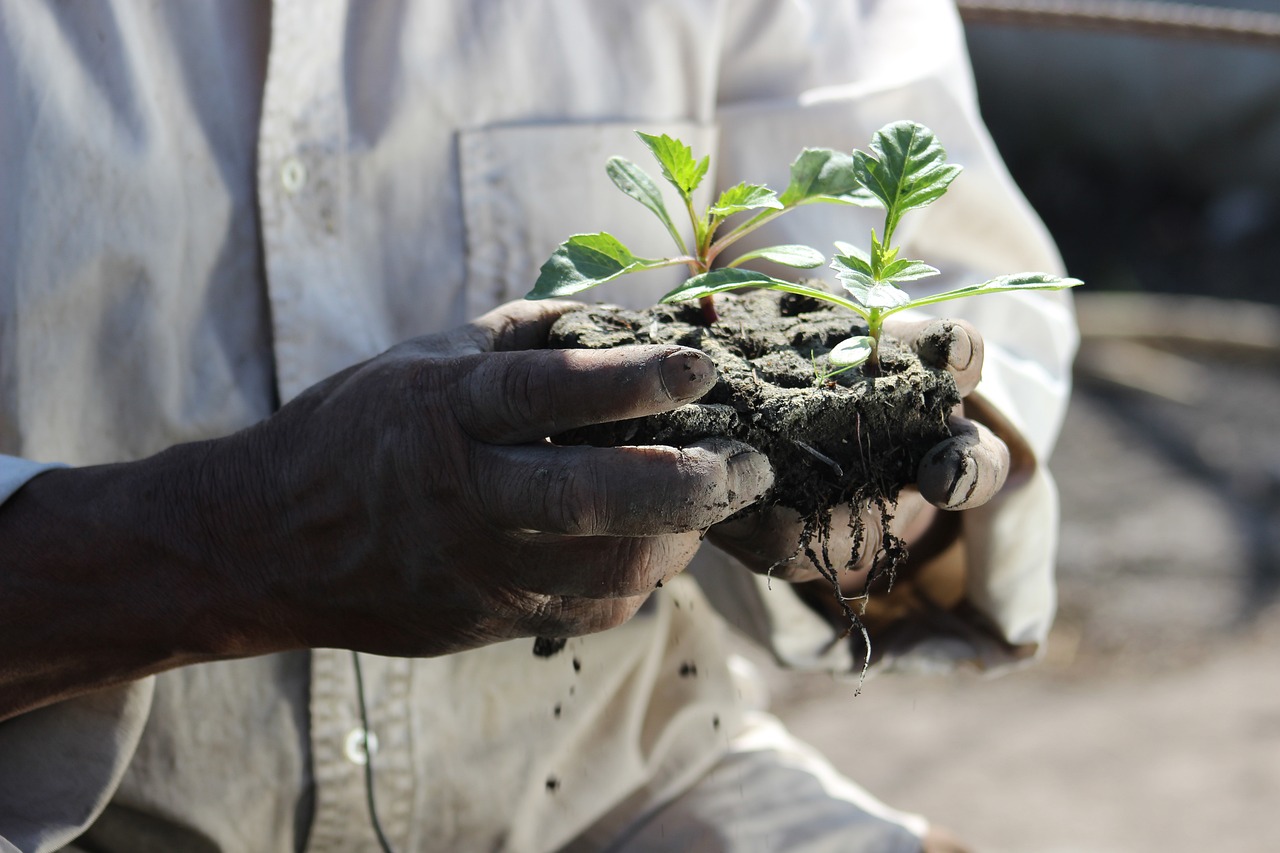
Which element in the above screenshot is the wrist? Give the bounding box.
[0,437,297,718]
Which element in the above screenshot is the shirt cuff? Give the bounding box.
[0,680,155,853]
[0,455,154,852]
[0,455,67,505]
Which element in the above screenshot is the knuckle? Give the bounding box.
[456,354,558,441]
[528,597,637,637]
[493,357,548,431]
[547,464,606,536]
[521,594,570,636]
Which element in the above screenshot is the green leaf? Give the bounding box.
[879,258,940,284]
[869,229,898,271]
[710,182,784,217]
[636,132,709,199]
[605,157,684,250]
[833,255,911,310]
[832,251,874,279]
[831,252,934,292]
[729,244,825,269]
[778,149,878,207]
[895,272,1083,312]
[828,336,875,367]
[527,233,662,299]
[852,121,962,234]
[833,241,867,260]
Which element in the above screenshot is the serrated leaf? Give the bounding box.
[732,244,826,269]
[853,121,962,229]
[636,132,709,199]
[833,266,875,291]
[710,182,784,217]
[833,241,867,260]
[605,157,683,248]
[828,336,875,367]
[838,274,912,311]
[527,233,661,299]
[832,252,874,278]
[898,272,1083,312]
[778,148,879,207]
[879,258,940,284]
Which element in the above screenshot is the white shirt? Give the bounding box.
[0,2,1076,851]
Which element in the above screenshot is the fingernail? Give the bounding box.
[659,348,716,403]
[940,453,979,509]
[946,325,975,372]
[918,322,973,372]
[726,447,774,507]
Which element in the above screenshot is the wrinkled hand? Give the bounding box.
[224,300,773,657]
[707,317,1010,588]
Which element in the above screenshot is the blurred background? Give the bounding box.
[756,2,1280,850]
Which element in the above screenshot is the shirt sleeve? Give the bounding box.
[0,456,66,504]
[0,456,156,853]
[690,0,1078,673]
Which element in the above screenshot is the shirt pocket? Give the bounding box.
[458,120,718,319]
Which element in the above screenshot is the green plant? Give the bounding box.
[527,121,1081,371]
[525,131,873,323]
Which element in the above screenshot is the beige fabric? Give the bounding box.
[0,1,1075,850]
[565,711,928,853]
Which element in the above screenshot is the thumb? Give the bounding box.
[917,416,1009,510]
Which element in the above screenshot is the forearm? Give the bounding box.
[0,438,293,721]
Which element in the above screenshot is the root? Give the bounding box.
[799,488,909,689]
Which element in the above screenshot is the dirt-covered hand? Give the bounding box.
[891,317,1010,511]
[708,317,1009,585]
[222,300,773,656]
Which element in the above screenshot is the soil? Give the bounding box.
[547,290,960,584]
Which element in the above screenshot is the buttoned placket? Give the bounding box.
[257,1,414,850]
[257,0,382,404]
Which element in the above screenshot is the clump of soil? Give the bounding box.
[548,290,959,609]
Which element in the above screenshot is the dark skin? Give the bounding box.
[0,302,1010,725]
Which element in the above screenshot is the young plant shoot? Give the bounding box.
[525,131,875,323]
[527,121,1081,374]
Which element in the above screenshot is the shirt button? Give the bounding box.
[280,157,308,194]
[344,726,380,765]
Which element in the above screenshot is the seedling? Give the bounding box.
[525,131,875,323]
[527,121,1081,374]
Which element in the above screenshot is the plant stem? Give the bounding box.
[864,314,883,377]
[698,295,719,324]
[706,207,787,265]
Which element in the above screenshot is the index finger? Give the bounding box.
[448,299,585,355]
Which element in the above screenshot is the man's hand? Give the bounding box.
[707,317,1012,591]
[241,300,773,656]
[0,300,772,718]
